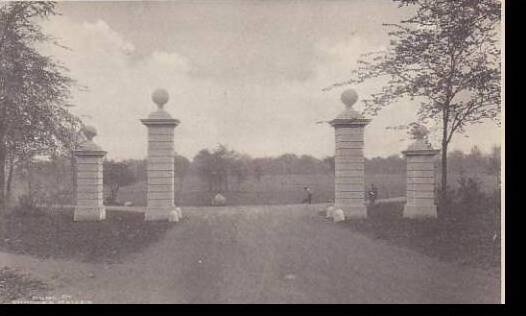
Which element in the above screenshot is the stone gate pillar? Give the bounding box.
[402,136,439,218]
[141,89,180,221]
[329,89,371,219]
[74,126,106,221]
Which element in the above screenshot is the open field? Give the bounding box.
[117,173,498,207]
[1,204,500,303]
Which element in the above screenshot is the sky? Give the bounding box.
[38,0,502,160]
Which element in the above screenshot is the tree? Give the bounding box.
[193,145,250,192]
[103,160,136,205]
[467,145,485,173]
[0,2,80,211]
[325,0,500,218]
[174,154,190,192]
[231,154,251,188]
[486,145,500,188]
[253,159,264,182]
[174,155,190,179]
[322,156,335,175]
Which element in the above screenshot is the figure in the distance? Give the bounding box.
[302,186,313,204]
[368,184,378,205]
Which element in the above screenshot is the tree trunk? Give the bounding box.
[110,184,120,204]
[440,141,448,219]
[0,140,5,213]
[439,107,450,220]
[27,160,33,201]
[6,158,14,207]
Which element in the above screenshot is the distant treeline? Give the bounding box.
[120,144,500,182]
[8,144,500,207]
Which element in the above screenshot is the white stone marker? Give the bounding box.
[175,206,183,219]
[402,132,439,218]
[168,210,180,222]
[141,89,180,221]
[74,126,106,221]
[329,89,371,219]
[332,209,345,222]
[326,205,336,219]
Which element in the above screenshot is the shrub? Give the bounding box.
[450,176,498,223]
[11,194,44,217]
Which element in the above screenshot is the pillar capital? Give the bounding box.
[329,89,371,127]
[402,139,440,157]
[141,88,180,127]
[140,118,180,127]
[75,125,107,156]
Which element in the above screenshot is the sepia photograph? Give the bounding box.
[0,0,503,304]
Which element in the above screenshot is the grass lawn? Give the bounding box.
[0,267,49,303]
[0,209,175,264]
[348,201,501,272]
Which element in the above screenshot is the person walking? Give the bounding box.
[368,184,378,205]
[303,186,313,204]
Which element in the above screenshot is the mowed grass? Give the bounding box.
[0,209,175,264]
[347,201,501,272]
[117,173,496,207]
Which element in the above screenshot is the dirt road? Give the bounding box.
[2,205,500,303]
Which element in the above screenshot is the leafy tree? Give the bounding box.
[103,160,136,205]
[252,159,264,182]
[193,145,251,192]
[486,145,500,188]
[448,150,466,174]
[325,0,501,218]
[322,156,335,175]
[174,154,190,179]
[231,154,251,188]
[174,154,190,192]
[0,2,80,211]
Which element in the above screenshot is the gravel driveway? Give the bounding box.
[2,204,500,303]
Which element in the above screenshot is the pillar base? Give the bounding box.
[337,204,367,219]
[403,204,437,219]
[74,206,106,221]
[145,207,178,221]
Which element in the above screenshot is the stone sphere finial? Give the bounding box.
[82,125,97,141]
[152,88,169,109]
[341,89,359,108]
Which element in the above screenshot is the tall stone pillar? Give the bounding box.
[141,89,179,221]
[74,126,106,221]
[402,133,439,218]
[329,89,371,219]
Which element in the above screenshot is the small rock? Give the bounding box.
[284,274,296,281]
[168,210,179,222]
[212,193,226,206]
[88,272,95,278]
[332,209,345,222]
[175,207,183,219]
[326,206,336,219]
[124,201,133,207]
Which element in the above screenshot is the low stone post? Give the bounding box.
[402,130,439,218]
[329,89,371,219]
[74,126,106,221]
[141,89,180,221]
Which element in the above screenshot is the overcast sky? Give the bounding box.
[39,0,501,160]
